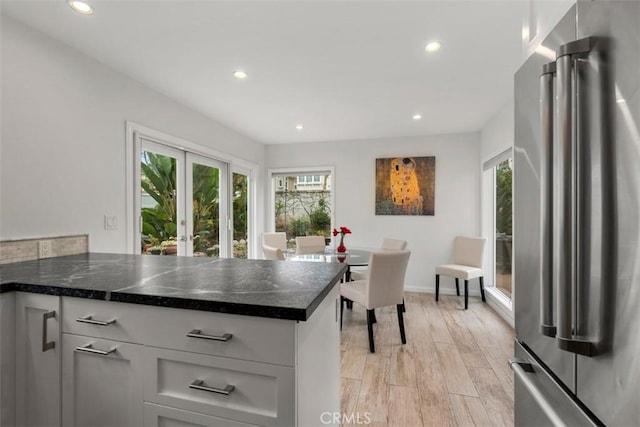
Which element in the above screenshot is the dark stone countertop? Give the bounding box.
[0,253,348,321]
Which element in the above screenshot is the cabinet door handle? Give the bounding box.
[189,379,235,395]
[42,310,56,352]
[187,329,232,342]
[76,315,116,326]
[75,343,117,356]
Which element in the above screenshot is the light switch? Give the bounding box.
[104,215,118,230]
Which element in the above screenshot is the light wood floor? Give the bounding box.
[340,292,515,427]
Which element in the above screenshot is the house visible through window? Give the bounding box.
[271,170,334,248]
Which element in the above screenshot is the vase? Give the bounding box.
[337,235,347,253]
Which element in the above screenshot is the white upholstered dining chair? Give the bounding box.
[340,250,411,353]
[294,236,326,254]
[435,236,486,309]
[350,238,408,281]
[261,232,287,260]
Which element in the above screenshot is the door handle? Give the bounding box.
[539,61,556,338]
[42,310,56,352]
[555,37,594,357]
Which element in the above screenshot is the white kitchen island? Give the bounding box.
[0,254,347,427]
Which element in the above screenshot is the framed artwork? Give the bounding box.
[375,156,435,216]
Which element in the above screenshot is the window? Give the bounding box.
[270,168,334,248]
[482,150,513,303]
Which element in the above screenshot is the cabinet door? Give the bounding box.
[15,292,61,427]
[62,334,144,427]
[0,292,16,427]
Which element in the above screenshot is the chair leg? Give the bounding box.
[396,304,407,345]
[340,296,344,330]
[402,298,406,313]
[455,278,460,296]
[371,309,377,324]
[479,276,486,302]
[464,280,469,310]
[366,309,376,353]
[435,274,440,302]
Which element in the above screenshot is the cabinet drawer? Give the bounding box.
[143,347,295,427]
[61,297,148,343]
[144,403,258,427]
[141,305,296,366]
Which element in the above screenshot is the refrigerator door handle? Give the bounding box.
[509,358,566,426]
[540,61,557,338]
[555,37,595,357]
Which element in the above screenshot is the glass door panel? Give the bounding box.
[232,172,249,259]
[186,154,228,258]
[140,143,185,256]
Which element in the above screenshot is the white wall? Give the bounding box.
[265,133,481,293]
[480,100,514,162]
[522,0,574,60]
[0,16,265,253]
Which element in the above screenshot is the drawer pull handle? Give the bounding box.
[76,315,116,326]
[189,379,235,395]
[187,329,232,342]
[75,343,117,356]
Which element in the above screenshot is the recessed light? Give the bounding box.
[296,124,304,130]
[233,70,248,80]
[67,0,94,15]
[412,114,422,120]
[425,41,442,53]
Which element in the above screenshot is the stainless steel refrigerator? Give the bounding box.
[512,1,639,425]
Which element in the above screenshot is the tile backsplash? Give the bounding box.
[0,235,88,264]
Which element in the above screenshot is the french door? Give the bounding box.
[138,139,229,257]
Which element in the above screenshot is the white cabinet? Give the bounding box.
[60,285,341,427]
[61,334,144,426]
[0,292,16,427]
[15,292,61,427]
[4,284,340,427]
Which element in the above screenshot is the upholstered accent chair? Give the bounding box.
[435,236,487,309]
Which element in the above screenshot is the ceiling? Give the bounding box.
[1,1,526,144]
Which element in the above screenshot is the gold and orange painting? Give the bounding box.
[375,156,435,216]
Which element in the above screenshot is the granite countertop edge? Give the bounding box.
[0,278,344,321]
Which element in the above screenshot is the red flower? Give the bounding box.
[333,226,352,236]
